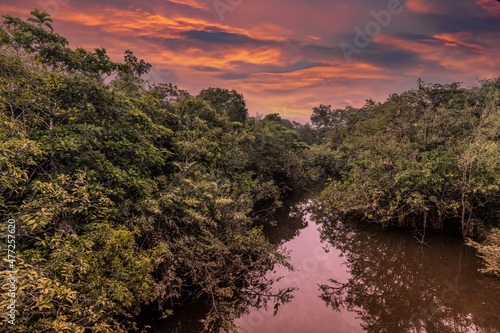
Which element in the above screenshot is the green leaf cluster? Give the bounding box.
[0,10,308,332]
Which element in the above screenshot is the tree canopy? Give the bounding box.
[0,11,308,332]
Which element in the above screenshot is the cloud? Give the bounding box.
[372,32,499,78]
[180,30,265,45]
[406,0,440,13]
[214,60,328,80]
[249,23,294,41]
[166,0,209,10]
[1,0,499,122]
[46,6,253,40]
[433,32,486,51]
[476,0,500,16]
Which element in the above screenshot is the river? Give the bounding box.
[149,196,500,333]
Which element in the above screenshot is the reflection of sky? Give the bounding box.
[236,200,500,333]
[2,0,500,122]
[236,211,363,333]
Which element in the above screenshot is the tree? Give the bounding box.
[198,87,248,123]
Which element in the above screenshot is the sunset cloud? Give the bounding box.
[476,0,500,16]
[372,32,499,78]
[433,32,486,51]
[405,0,440,13]
[166,0,209,11]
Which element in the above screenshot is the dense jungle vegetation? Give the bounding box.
[0,10,499,332]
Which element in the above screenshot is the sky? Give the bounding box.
[1,0,500,122]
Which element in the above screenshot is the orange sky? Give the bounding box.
[1,0,500,122]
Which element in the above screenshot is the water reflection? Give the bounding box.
[237,199,365,333]
[144,268,296,333]
[238,200,500,333]
[318,217,500,333]
[146,279,296,333]
[259,195,310,245]
[148,198,500,332]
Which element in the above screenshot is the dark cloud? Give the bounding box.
[193,65,222,72]
[215,60,329,80]
[432,15,500,33]
[217,73,251,80]
[230,60,327,74]
[356,46,419,68]
[180,30,266,45]
[392,32,432,40]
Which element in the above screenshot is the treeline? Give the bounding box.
[0,11,310,332]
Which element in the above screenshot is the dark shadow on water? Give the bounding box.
[142,302,208,333]
[318,217,500,333]
[258,188,323,245]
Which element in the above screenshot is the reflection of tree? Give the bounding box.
[260,195,310,244]
[317,217,500,333]
[147,262,296,333]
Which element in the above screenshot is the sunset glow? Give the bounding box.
[2,0,499,121]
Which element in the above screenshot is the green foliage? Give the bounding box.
[198,87,248,123]
[320,80,500,234]
[241,117,309,193]
[0,115,43,209]
[467,228,500,277]
[5,225,153,333]
[0,10,306,332]
[304,144,346,182]
[316,79,500,277]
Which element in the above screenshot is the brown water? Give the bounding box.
[149,198,500,333]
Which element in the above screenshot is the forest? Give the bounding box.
[0,10,499,333]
